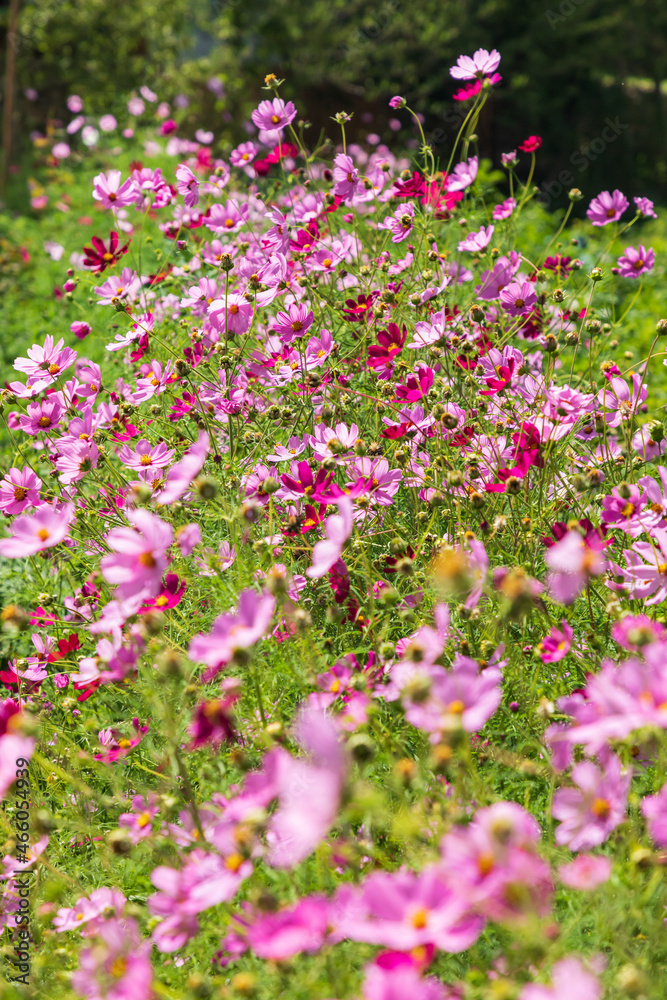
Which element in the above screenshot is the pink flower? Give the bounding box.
[611,614,665,651]
[450,48,501,80]
[175,163,199,208]
[267,706,346,868]
[586,188,628,226]
[499,279,537,316]
[539,620,573,663]
[71,917,153,1000]
[118,439,174,472]
[101,508,173,600]
[389,95,406,109]
[13,335,77,390]
[206,199,249,234]
[0,467,42,515]
[176,523,201,556]
[18,397,64,435]
[245,896,330,960]
[149,849,252,952]
[544,529,607,604]
[379,202,415,243]
[188,588,276,675]
[447,156,478,192]
[251,98,297,132]
[333,153,360,202]
[634,196,657,218]
[597,374,647,428]
[209,293,254,335]
[641,783,667,846]
[230,141,258,167]
[492,196,516,220]
[458,224,494,253]
[159,431,209,505]
[0,503,74,558]
[558,854,611,890]
[307,498,353,578]
[272,302,314,342]
[552,754,630,851]
[439,802,552,922]
[53,887,126,933]
[335,865,482,953]
[118,795,160,844]
[92,169,139,209]
[94,266,141,306]
[616,244,654,278]
[519,957,600,1000]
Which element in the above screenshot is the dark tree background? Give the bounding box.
[2,0,667,205]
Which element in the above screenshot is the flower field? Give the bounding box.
[2,49,667,1000]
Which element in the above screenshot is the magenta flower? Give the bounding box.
[335,865,482,953]
[175,162,199,208]
[0,699,35,801]
[389,95,406,109]
[362,960,448,1000]
[457,224,494,253]
[188,588,276,674]
[450,48,501,80]
[0,503,74,558]
[611,614,665,651]
[307,497,353,579]
[539,620,573,663]
[586,188,628,226]
[0,467,42,515]
[552,753,629,851]
[499,279,537,316]
[477,345,524,395]
[616,244,654,278]
[520,957,600,1000]
[610,527,667,605]
[251,97,297,132]
[140,573,186,612]
[94,718,149,763]
[101,508,173,600]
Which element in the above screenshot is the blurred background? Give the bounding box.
[1,0,666,208]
